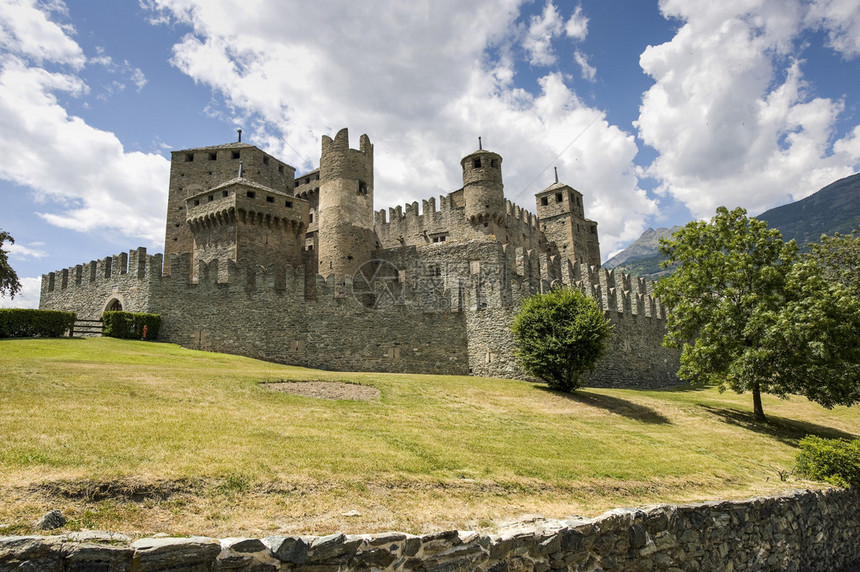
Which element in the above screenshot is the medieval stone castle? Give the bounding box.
[40,128,678,386]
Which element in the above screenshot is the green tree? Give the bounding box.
[656,207,860,421]
[806,231,859,298]
[511,287,612,392]
[0,229,21,299]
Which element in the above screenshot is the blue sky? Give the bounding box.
[1,0,859,308]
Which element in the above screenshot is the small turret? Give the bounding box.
[317,128,375,280]
[461,141,505,226]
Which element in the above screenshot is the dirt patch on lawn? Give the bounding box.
[260,381,380,401]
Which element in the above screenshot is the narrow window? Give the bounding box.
[208,194,214,202]
[266,196,275,203]
[193,199,200,206]
[208,152,217,160]
[222,190,229,197]
[185,153,194,162]
[556,192,563,203]
[358,181,368,195]
[540,196,548,206]
[491,159,498,168]
[278,165,284,174]
[232,151,240,159]
[309,213,314,223]
[247,191,256,198]
[285,200,293,208]
[473,158,482,168]
[305,177,311,185]
[263,156,269,165]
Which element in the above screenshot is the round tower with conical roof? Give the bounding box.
[461,141,505,227]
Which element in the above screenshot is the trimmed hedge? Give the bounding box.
[102,311,161,340]
[0,309,76,338]
[796,435,860,488]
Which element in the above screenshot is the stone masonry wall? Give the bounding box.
[39,242,679,388]
[38,248,160,319]
[3,488,858,571]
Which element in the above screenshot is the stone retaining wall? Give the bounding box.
[2,488,858,571]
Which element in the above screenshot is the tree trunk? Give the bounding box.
[752,383,766,422]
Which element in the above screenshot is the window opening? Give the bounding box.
[473,158,482,168]
[208,194,214,202]
[309,213,314,223]
[208,152,217,160]
[358,181,368,195]
[266,196,275,203]
[556,192,563,203]
[193,199,200,206]
[263,157,269,165]
[246,191,256,198]
[285,200,293,208]
[222,190,229,197]
[184,153,194,162]
[232,151,240,159]
[540,196,548,206]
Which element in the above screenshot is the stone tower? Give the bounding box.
[317,128,374,280]
[535,179,600,268]
[163,142,296,273]
[461,144,505,238]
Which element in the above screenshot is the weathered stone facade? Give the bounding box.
[3,488,859,571]
[40,128,679,387]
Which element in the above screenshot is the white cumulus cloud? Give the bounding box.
[0,1,169,247]
[636,0,860,219]
[0,0,84,66]
[143,0,653,257]
[0,276,41,309]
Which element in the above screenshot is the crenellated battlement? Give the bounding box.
[39,129,679,388]
[42,247,163,293]
[504,247,666,321]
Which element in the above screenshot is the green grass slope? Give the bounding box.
[1,337,857,537]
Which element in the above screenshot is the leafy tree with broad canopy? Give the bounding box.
[656,207,860,421]
[0,229,21,299]
[511,287,612,392]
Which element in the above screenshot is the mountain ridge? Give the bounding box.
[603,172,860,279]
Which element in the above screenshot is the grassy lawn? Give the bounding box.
[0,337,857,538]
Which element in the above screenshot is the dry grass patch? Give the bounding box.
[0,337,857,537]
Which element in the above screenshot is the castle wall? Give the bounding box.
[373,195,545,254]
[39,248,160,319]
[40,240,678,389]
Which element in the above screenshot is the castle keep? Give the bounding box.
[40,129,678,387]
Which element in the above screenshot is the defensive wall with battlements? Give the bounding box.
[39,128,680,388]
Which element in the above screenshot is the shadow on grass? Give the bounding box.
[536,386,672,425]
[698,405,858,446]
